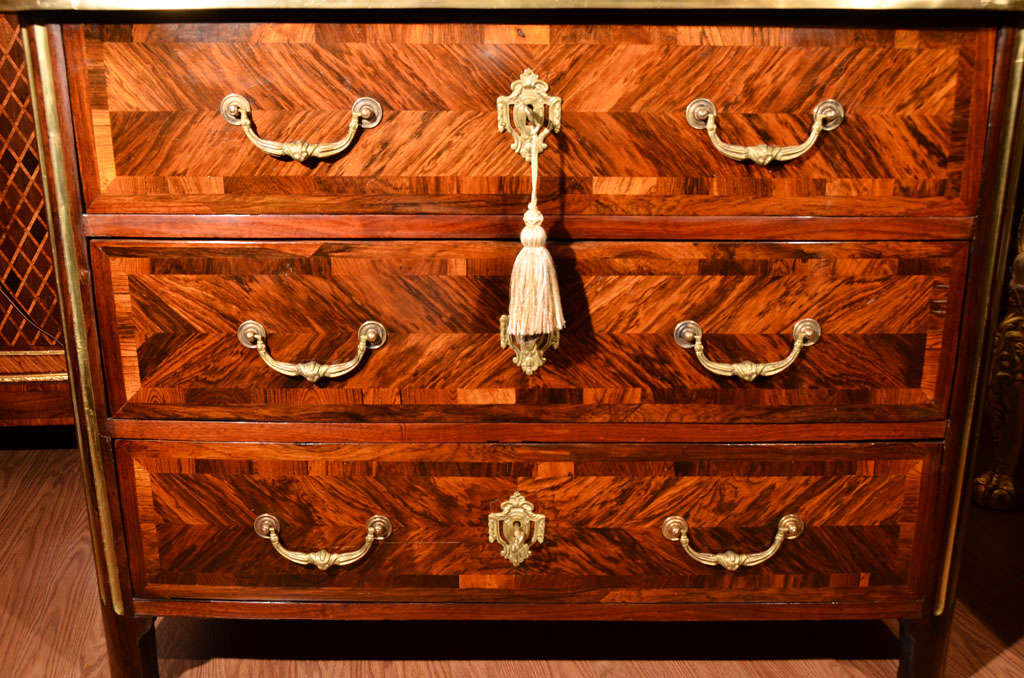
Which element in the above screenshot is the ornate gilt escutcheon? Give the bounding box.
[488,492,546,567]
[499,315,559,377]
[686,98,844,166]
[496,69,563,376]
[497,68,562,162]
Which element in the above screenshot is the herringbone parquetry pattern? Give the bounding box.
[0,14,61,350]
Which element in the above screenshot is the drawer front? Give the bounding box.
[67,22,993,217]
[92,239,966,424]
[119,439,934,604]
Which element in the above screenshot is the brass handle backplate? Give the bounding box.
[661,514,804,571]
[488,492,546,567]
[674,319,821,382]
[220,93,383,161]
[686,98,844,166]
[254,513,392,570]
[237,320,386,383]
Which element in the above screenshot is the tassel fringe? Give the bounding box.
[507,130,565,337]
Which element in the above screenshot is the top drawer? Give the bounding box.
[66,22,994,218]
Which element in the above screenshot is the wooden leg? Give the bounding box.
[898,612,954,678]
[100,605,158,678]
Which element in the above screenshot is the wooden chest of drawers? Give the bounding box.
[11,3,1024,676]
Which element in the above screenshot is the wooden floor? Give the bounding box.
[2,447,1022,677]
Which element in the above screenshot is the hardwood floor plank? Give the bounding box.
[0,450,103,677]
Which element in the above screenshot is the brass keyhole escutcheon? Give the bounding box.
[488,492,546,567]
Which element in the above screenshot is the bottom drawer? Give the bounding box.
[118,440,935,605]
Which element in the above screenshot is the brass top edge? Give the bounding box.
[2,0,1024,12]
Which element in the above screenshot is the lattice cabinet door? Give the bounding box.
[0,14,71,425]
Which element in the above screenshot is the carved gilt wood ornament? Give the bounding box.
[974,242,1024,509]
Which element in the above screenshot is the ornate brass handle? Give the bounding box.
[674,319,821,382]
[220,93,383,162]
[237,320,386,383]
[661,514,804,571]
[686,98,844,166]
[254,514,392,570]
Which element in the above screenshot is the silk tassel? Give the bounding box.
[506,130,565,337]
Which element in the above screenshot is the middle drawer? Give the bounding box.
[92,238,966,424]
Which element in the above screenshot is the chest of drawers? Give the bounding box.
[10,3,1024,676]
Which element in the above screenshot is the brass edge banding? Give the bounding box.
[0,371,69,383]
[21,25,107,601]
[0,348,66,355]
[1,0,1024,11]
[28,24,124,615]
[934,27,1024,616]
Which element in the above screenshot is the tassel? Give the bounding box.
[507,130,565,337]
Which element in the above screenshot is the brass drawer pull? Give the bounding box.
[686,98,844,166]
[488,492,546,567]
[220,93,382,162]
[661,514,804,571]
[237,320,386,383]
[674,319,821,382]
[254,514,392,571]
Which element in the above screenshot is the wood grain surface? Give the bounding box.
[104,419,949,444]
[117,439,934,606]
[81,213,978,241]
[91,239,967,424]
[64,22,994,218]
[0,449,107,676]
[5,448,1023,677]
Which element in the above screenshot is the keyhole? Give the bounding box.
[525,103,547,128]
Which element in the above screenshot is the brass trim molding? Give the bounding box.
[27,24,124,615]
[0,349,65,356]
[935,26,1024,616]
[0,348,69,381]
[2,0,1024,12]
[0,371,69,383]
